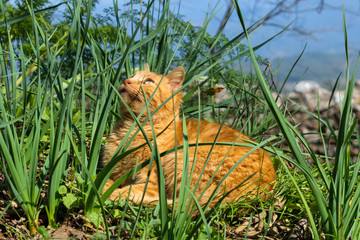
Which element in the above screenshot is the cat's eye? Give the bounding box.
[143,79,154,85]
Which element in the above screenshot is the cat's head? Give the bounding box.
[119,64,185,121]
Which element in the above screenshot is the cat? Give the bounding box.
[102,64,276,207]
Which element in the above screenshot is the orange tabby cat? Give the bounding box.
[102,65,276,206]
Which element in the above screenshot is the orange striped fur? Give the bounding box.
[102,65,276,206]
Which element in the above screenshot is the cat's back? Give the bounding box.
[178,119,275,201]
[183,119,251,144]
[182,119,275,175]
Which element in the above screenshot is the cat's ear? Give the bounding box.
[166,66,185,91]
[144,63,150,72]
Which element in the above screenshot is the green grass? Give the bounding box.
[1,0,359,239]
[235,2,360,239]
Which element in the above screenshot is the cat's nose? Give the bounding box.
[124,79,131,85]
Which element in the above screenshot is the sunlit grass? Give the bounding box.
[1,0,359,239]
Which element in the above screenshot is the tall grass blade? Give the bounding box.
[231,0,324,238]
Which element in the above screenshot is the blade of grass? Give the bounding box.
[231,0,324,238]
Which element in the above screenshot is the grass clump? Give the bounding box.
[1,0,359,239]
